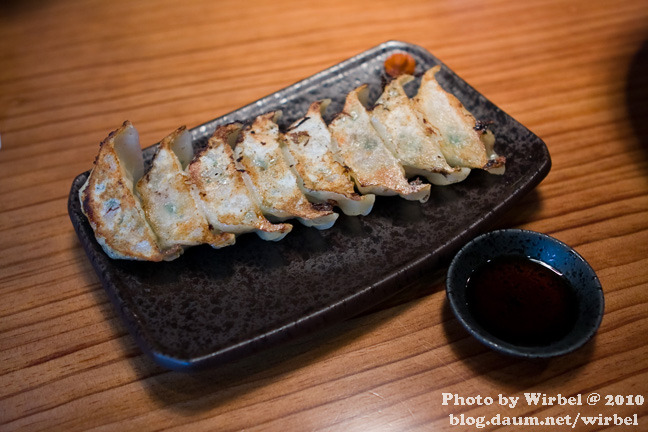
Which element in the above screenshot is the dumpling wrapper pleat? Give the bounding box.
[234,112,339,230]
[79,121,181,261]
[283,100,375,216]
[328,85,431,202]
[371,74,470,185]
[188,123,292,242]
[413,65,505,174]
[136,126,236,250]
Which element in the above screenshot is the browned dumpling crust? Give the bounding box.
[283,100,375,216]
[79,121,181,261]
[413,65,505,173]
[328,85,431,202]
[234,112,339,230]
[136,127,235,250]
[188,123,292,242]
[371,74,470,185]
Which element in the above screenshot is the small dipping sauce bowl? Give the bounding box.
[446,229,604,358]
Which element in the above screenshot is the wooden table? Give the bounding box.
[2,0,647,430]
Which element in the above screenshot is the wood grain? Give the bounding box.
[1,0,647,430]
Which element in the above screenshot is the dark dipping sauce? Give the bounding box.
[466,255,578,347]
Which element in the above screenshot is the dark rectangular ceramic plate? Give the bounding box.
[68,41,551,371]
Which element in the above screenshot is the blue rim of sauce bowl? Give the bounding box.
[446,229,604,358]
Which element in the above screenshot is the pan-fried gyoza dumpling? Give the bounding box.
[371,74,470,185]
[188,123,292,242]
[328,85,431,202]
[234,112,339,230]
[413,65,505,174]
[79,121,181,261]
[136,127,236,250]
[282,100,375,216]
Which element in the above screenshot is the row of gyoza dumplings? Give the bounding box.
[79,65,505,261]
